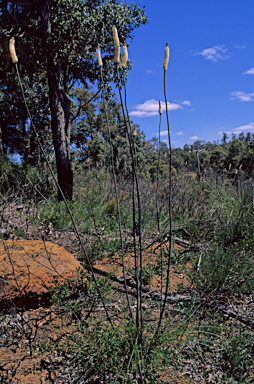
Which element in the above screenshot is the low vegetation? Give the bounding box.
[0,4,254,382]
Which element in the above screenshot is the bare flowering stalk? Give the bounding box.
[9,37,113,327]
[113,25,120,63]
[113,29,143,328]
[156,100,163,312]
[97,42,134,323]
[156,42,172,334]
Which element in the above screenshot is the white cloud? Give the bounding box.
[130,110,157,118]
[153,130,171,136]
[233,122,254,134]
[146,70,153,75]
[176,131,184,135]
[190,136,199,140]
[217,122,254,135]
[182,100,191,106]
[230,91,254,102]
[195,45,230,62]
[189,108,197,112]
[243,67,254,75]
[235,45,246,49]
[129,99,182,118]
[160,130,169,136]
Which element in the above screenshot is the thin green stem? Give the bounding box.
[116,65,143,327]
[123,76,140,327]
[156,69,172,332]
[99,67,134,322]
[14,63,113,327]
[156,112,163,313]
[132,170,140,328]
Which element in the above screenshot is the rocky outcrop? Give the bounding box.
[0,240,85,310]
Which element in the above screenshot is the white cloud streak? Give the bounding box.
[230,91,254,102]
[145,70,153,75]
[182,100,191,106]
[217,122,254,135]
[243,67,254,75]
[195,45,230,62]
[152,130,171,137]
[233,122,254,134]
[129,99,183,118]
[160,130,169,136]
[235,45,246,49]
[190,136,199,140]
[176,131,184,135]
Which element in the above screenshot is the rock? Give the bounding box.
[0,240,86,311]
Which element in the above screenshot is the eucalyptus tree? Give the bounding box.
[71,88,145,177]
[0,0,147,199]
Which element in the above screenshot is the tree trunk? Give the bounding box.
[14,0,73,200]
[0,124,4,156]
[0,118,7,155]
[48,70,73,200]
[41,0,73,201]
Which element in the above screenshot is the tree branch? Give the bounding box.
[14,1,42,39]
[86,265,254,329]
[71,90,100,122]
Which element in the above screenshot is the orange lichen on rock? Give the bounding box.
[0,240,85,309]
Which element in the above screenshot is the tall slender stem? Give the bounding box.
[156,112,163,313]
[116,65,143,327]
[14,63,113,326]
[99,67,134,322]
[156,70,172,331]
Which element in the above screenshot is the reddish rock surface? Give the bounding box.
[0,240,85,310]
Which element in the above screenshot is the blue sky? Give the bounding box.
[121,0,254,148]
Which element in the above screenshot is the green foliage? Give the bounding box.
[37,198,90,229]
[194,245,254,296]
[0,154,14,193]
[219,330,254,381]
[209,145,227,172]
[48,279,71,307]
[58,319,175,383]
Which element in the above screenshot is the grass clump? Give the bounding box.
[193,245,254,297]
[55,318,180,383]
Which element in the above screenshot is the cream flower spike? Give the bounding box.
[163,42,169,70]
[122,42,128,67]
[159,100,162,115]
[112,25,120,63]
[96,44,103,67]
[9,37,18,64]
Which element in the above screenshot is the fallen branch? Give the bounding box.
[145,235,200,253]
[89,266,191,303]
[87,266,254,329]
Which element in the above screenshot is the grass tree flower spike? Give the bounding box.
[122,41,128,67]
[113,25,120,63]
[159,100,162,115]
[9,37,18,64]
[163,42,169,70]
[96,44,103,67]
